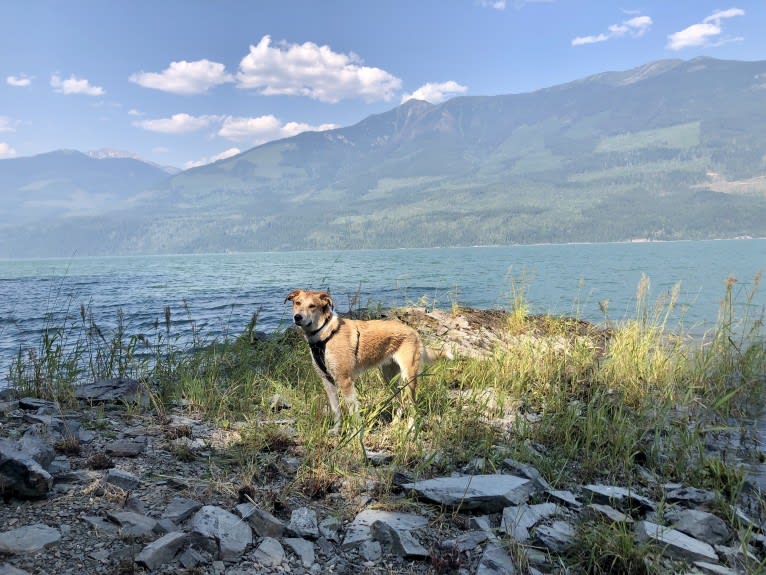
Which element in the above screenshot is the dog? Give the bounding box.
[285,289,449,433]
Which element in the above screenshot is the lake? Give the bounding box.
[1,239,764,382]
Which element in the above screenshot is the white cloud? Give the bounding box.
[401,80,468,104]
[572,14,652,46]
[128,109,144,116]
[236,35,402,103]
[129,59,234,95]
[0,117,16,133]
[184,147,242,170]
[218,115,338,143]
[133,113,220,134]
[50,74,105,96]
[7,74,32,87]
[0,143,17,158]
[667,8,745,51]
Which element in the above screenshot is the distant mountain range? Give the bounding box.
[2,57,766,258]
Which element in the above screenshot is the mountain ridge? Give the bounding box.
[2,56,766,257]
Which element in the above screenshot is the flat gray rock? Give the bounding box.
[235,503,284,537]
[666,508,730,546]
[403,474,533,512]
[536,521,574,552]
[135,531,188,570]
[191,505,252,561]
[283,537,315,567]
[288,507,319,539]
[253,537,285,567]
[106,511,158,538]
[635,520,719,563]
[582,484,656,513]
[162,496,203,524]
[476,542,517,574]
[342,509,428,550]
[501,503,558,542]
[105,437,146,457]
[0,439,53,499]
[0,563,33,575]
[105,468,141,490]
[585,503,633,524]
[0,524,61,554]
[370,520,429,558]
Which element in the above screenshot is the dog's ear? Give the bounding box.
[284,289,301,303]
[318,292,334,311]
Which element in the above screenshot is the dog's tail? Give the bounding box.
[422,345,454,365]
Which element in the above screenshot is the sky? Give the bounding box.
[1,1,765,170]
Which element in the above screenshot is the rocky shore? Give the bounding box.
[1,309,764,574]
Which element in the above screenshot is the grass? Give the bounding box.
[5,274,766,573]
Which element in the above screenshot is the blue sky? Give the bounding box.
[1,1,764,170]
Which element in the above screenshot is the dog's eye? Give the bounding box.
[308,304,316,309]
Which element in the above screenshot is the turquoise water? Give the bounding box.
[1,239,764,378]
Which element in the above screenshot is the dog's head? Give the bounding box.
[284,289,334,331]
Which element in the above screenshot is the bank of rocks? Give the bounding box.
[1,375,764,575]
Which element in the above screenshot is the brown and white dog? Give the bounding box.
[285,289,448,433]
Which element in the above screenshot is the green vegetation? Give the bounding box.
[7,274,766,572]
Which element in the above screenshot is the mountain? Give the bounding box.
[86,149,181,175]
[0,150,174,228]
[2,57,766,257]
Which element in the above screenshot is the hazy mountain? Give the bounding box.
[2,57,766,257]
[0,149,173,227]
[86,149,181,175]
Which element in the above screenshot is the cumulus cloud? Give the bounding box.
[572,14,652,46]
[133,113,220,134]
[184,147,242,170]
[218,115,338,144]
[401,81,468,104]
[236,35,402,103]
[7,74,32,87]
[667,8,745,51]
[50,74,105,96]
[129,59,234,95]
[128,109,144,116]
[0,116,16,133]
[0,143,17,158]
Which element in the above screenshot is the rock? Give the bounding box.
[666,508,731,546]
[359,540,382,562]
[74,378,145,402]
[135,531,188,570]
[0,400,19,414]
[318,515,342,542]
[105,437,146,457]
[17,398,58,411]
[470,515,500,542]
[0,524,61,554]
[585,503,634,524]
[635,520,719,563]
[289,507,320,539]
[693,562,741,575]
[582,484,656,514]
[476,542,517,575]
[665,486,718,508]
[82,515,120,535]
[162,496,203,523]
[284,537,315,567]
[235,502,284,537]
[0,438,53,499]
[253,537,285,567]
[191,505,252,561]
[403,474,533,512]
[105,468,141,490]
[106,511,158,538]
[155,518,179,534]
[443,530,490,552]
[342,509,428,550]
[502,459,552,491]
[370,519,429,558]
[546,489,582,509]
[179,547,207,569]
[501,503,558,542]
[535,521,574,552]
[19,428,56,469]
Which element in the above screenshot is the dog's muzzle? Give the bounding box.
[293,314,303,325]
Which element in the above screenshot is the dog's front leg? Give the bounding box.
[321,378,342,434]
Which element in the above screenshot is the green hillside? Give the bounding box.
[2,57,766,257]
